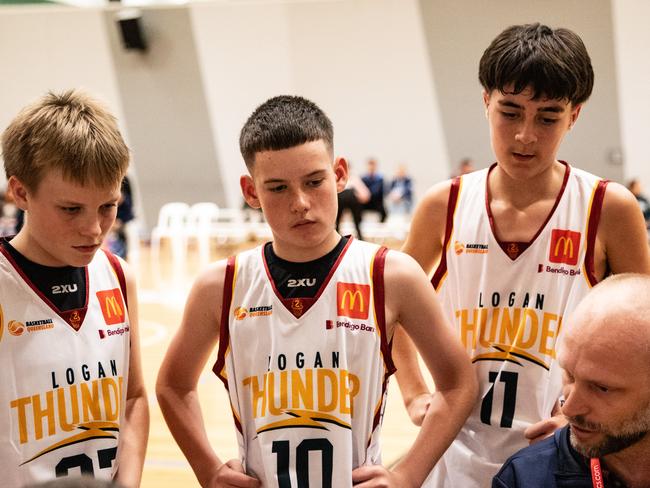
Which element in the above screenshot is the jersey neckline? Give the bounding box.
[484,161,571,262]
[261,236,354,319]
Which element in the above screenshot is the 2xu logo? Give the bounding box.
[52,284,78,295]
[287,278,316,288]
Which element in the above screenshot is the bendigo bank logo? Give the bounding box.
[549,229,581,266]
[96,289,125,325]
[337,282,370,320]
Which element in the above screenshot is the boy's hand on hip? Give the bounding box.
[210,459,260,488]
[352,465,417,488]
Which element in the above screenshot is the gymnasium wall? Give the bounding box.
[612,0,650,187]
[1,0,648,231]
[190,0,449,209]
[103,4,226,232]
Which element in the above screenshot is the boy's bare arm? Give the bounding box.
[115,261,149,488]
[599,182,650,275]
[393,181,451,423]
[156,261,260,487]
[354,252,477,487]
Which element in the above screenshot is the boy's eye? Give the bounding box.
[541,118,559,125]
[307,178,325,187]
[61,206,81,214]
[268,185,287,193]
[101,203,118,212]
[594,384,610,393]
[500,111,518,119]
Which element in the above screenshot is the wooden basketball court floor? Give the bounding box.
[136,237,425,487]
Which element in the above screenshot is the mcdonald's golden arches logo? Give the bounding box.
[96,288,126,325]
[549,229,581,266]
[337,282,370,320]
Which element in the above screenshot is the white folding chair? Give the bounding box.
[212,207,250,245]
[186,202,220,265]
[150,202,190,278]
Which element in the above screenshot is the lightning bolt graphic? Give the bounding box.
[472,343,550,370]
[257,409,351,435]
[21,421,119,465]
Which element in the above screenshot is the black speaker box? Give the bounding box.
[116,10,147,51]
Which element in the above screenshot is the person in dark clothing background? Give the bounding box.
[361,158,387,222]
[107,175,135,259]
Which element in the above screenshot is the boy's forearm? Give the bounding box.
[156,385,224,486]
[116,394,149,488]
[391,385,475,485]
[393,326,431,404]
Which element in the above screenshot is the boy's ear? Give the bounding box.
[482,90,491,116]
[568,103,583,130]
[7,176,29,210]
[333,157,349,192]
[240,175,261,209]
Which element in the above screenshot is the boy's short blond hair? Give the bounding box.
[1,89,129,191]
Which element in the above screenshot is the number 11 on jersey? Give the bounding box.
[480,371,519,428]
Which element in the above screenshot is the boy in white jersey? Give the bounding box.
[392,23,650,487]
[0,90,149,487]
[156,96,477,487]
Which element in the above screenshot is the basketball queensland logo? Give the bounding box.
[336,282,370,320]
[8,320,26,336]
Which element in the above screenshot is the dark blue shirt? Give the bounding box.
[493,426,628,488]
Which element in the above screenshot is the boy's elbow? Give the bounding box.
[155,377,175,410]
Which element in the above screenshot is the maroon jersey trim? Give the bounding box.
[585,180,608,287]
[103,249,128,310]
[431,177,461,290]
[372,246,394,375]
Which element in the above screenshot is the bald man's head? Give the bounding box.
[559,273,650,458]
[563,273,650,362]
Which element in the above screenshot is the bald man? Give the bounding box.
[493,273,650,488]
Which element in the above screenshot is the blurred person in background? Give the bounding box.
[361,157,388,222]
[388,163,413,215]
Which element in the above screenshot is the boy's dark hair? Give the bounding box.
[239,95,333,168]
[479,23,594,105]
[2,89,129,192]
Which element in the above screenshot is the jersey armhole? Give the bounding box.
[213,255,237,386]
[103,249,128,310]
[372,246,395,375]
[431,177,461,290]
[584,179,608,287]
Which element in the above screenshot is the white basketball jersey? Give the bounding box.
[214,238,394,488]
[0,248,131,487]
[427,163,606,487]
